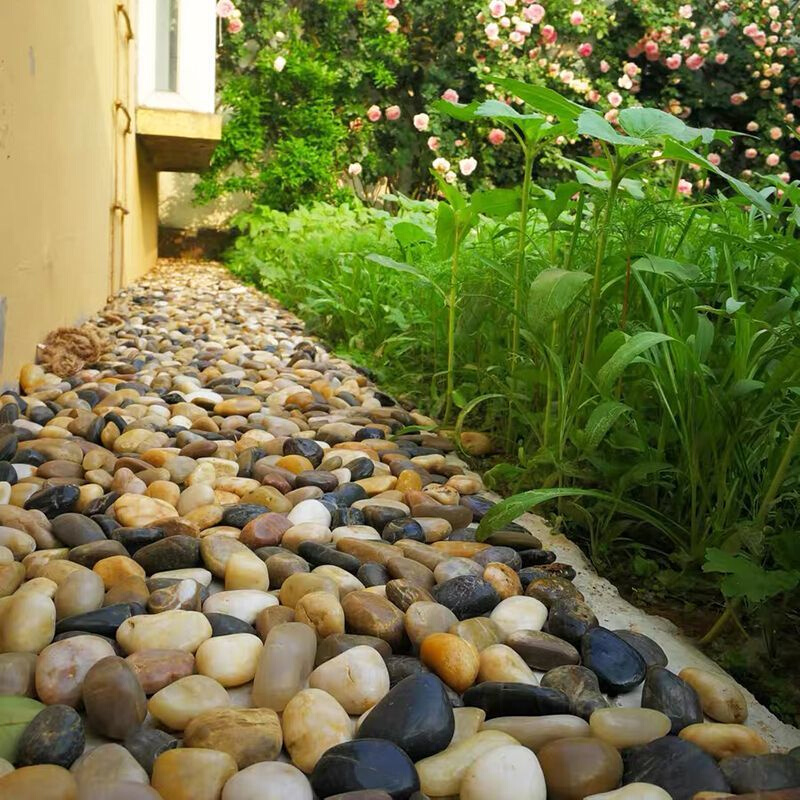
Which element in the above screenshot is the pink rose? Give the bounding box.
[587,89,601,103]
[779,172,790,182]
[488,128,506,145]
[459,157,478,176]
[746,121,759,132]
[578,42,593,57]
[745,148,757,159]
[678,4,693,19]
[413,113,430,131]
[485,22,500,39]
[730,92,747,105]
[665,54,682,69]
[607,91,623,108]
[523,3,545,23]
[685,54,704,70]
[385,14,399,33]
[216,0,235,18]
[227,17,243,33]
[708,153,721,166]
[600,60,610,73]
[570,10,584,26]
[386,105,401,121]
[677,178,693,195]
[541,24,557,43]
[623,62,639,77]
[700,27,713,41]
[769,126,782,140]
[789,150,800,161]
[441,89,460,103]
[644,40,660,59]
[347,162,363,177]
[715,52,729,64]
[768,4,779,19]
[432,157,451,173]
[766,153,780,166]
[604,109,619,122]
[367,105,382,122]
[509,30,525,44]
[384,0,399,8]
[743,23,759,37]
[489,0,507,19]
[427,136,440,150]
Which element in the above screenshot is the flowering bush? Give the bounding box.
[202,0,798,208]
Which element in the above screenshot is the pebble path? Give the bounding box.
[0,262,798,800]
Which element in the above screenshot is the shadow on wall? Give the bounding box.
[158,171,250,231]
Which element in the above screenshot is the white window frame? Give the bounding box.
[137,0,217,114]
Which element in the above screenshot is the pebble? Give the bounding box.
[462,682,570,718]
[70,743,149,789]
[183,707,283,768]
[82,656,147,739]
[148,674,230,730]
[151,747,237,800]
[252,622,317,710]
[538,736,623,800]
[419,632,480,693]
[357,673,455,761]
[679,722,769,758]
[308,645,390,713]
[478,643,538,684]
[540,665,609,719]
[719,753,800,793]
[622,735,731,800]
[581,627,647,695]
[282,687,353,773]
[641,665,704,733]
[15,704,84,768]
[679,667,748,723]
[221,762,313,800]
[481,714,590,751]
[341,590,406,651]
[0,764,79,800]
[195,633,262,686]
[116,609,212,653]
[489,595,547,639]
[460,744,546,800]
[310,739,420,800]
[589,707,672,748]
[506,629,580,670]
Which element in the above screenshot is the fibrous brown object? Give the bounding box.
[37,325,107,377]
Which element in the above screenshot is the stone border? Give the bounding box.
[510,509,800,751]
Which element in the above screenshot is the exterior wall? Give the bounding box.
[159,172,251,231]
[0,1,157,386]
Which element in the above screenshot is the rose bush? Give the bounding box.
[202,0,798,208]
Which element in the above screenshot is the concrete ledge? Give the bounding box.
[136,107,222,173]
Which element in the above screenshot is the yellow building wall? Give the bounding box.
[0,1,157,387]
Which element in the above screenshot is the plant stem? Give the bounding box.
[755,416,800,528]
[582,165,621,366]
[443,229,461,424]
[564,190,585,271]
[669,161,684,199]
[699,599,741,646]
[510,143,535,376]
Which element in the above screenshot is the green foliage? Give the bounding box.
[226,81,800,656]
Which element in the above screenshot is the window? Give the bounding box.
[137,0,216,114]
[154,0,178,93]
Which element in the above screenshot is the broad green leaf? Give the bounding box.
[577,111,646,147]
[661,140,772,214]
[632,254,700,281]
[725,297,746,313]
[476,487,688,544]
[527,269,592,331]
[472,187,521,220]
[583,401,632,451]
[436,175,467,211]
[432,99,480,122]
[703,548,799,604]
[365,254,444,297]
[618,107,690,141]
[730,379,764,396]
[0,696,45,762]
[436,203,456,260]
[491,78,587,120]
[597,332,673,392]
[475,100,544,121]
[392,221,433,248]
[694,315,714,363]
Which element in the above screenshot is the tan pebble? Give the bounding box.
[419,632,479,693]
[93,556,146,589]
[679,667,748,724]
[151,748,237,800]
[678,722,769,758]
[148,674,231,731]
